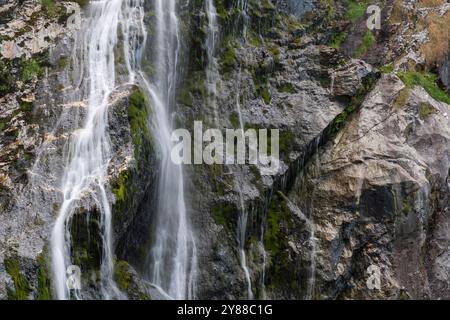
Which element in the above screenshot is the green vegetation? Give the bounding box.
[330,74,379,135]
[229,112,241,128]
[353,31,376,57]
[398,71,450,104]
[36,247,52,300]
[380,63,394,74]
[393,88,410,110]
[178,73,205,107]
[346,0,368,22]
[279,130,296,155]
[5,257,31,300]
[221,45,237,74]
[21,59,43,82]
[277,83,295,94]
[260,89,271,105]
[264,192,292,256]
[73,0,90,6]
[0,60,15,94]
[40,0,57,16]
[329,32,347,50]
[419,102,436,120]
[113,170,129,204]
[114,260,132,292]
[211,203,236,230]
[128,89,151,158]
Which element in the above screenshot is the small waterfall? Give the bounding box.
[305,143,320,300]
[236,183,254,300]
[330,72,335,96]
[233,67,255,299]
[238,0,249,41]
[142,0,197,300]
[205,0,219,123]
[51,0,142,300]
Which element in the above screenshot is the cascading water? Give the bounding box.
[205,0,219,123]
[234,69,253,300]
[140,0,197,300]
[238,0,249,41]
[51,0,139,300]
[305,146,320,300]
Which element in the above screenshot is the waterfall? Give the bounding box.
[51,0,135,300]
[140,0,197,300]
[305,145,320,300]
[233,68,253,299]
[205,0,219,123]
[236,184,254,300]
[238,0,249,40]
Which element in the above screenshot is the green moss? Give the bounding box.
[229,112,240,128]
[211,203,236,229]
[113,170,129,204]
[268,46,281,61]
[40,0,58,16]
[419,102,436,120]
[264,192,291,256]
[128,89,150,158]
[346,0,368,22]
[72,0,90,7]
[4,257,31,300]
[36,247,52,300]
[114,260,132,292]
[330,73,379,135]
[261,89,271,105]
[398,289,410,300]
[279,130,295,154]
[277,83,295,94]
[57,57,68,69]
[21,59,43,82]
[0,60,15,94]
[221,45,236,73]
[178,73,205,107]
[380,64,394,74]
[398,71,450,104]
[393,88,410,110]
[329,32,347,50]
[353,31,375,57]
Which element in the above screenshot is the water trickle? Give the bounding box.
[236,183,254,300]
[305,149,320,300]
[238,0,250,41]
[205,0,219,123]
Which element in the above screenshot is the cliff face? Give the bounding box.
[0,0,449,300]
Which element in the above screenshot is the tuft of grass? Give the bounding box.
[40,0,57,16]
[329,32,347,49]
[353,31,376,57]
[5,257,31,300]
[398,71,450,104]
[21,59,43,82]
[346,0,368,22]
[36,248,52,300]
[277,83,295,94]
[380,64,394,74]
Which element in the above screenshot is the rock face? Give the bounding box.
[0,0,450,300]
